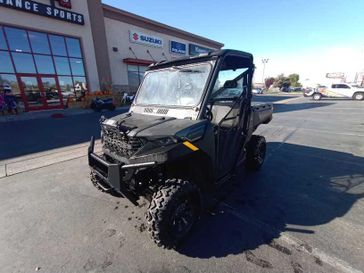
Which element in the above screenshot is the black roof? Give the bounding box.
[148,49,253,70]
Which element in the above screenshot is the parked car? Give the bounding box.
[290,87,303,92]
[312,83,364,100]
[252,88,263,94]
[303,88,316,97]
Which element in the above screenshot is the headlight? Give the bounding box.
[152,137,178,146]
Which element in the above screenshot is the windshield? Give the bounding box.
[135,62,213,107]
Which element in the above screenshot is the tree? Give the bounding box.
[273,74,291,90]
[288,74,302,87]
[265,77,275,89]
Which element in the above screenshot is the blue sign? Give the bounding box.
[189,44,212,56]
[170,41,186,55]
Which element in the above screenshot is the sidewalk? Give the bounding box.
[0,140,102,178]
[0,106,130,123]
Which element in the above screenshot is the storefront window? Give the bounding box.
[127,65,139,87]
[73,76,87,99]
[66,38,82,58]
[11,52,36,73]
[0,74,20,95]
[0,25,88,111]
[34,55,55,74]
[58,76,74,95]
[73,77,87,89]
[4,27,31,53]
[29,31,51,55]
[70,58,85,76]
[0,52,14,73]
[127,65,147,87]
[49,35,67,56]
[0,28,7,50]
[139,66,147,79]
[54,57,71,75]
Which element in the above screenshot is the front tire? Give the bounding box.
[312,93,322,100]
[353,92,364,101]
[146,179,201,249]
[245,135,267,170]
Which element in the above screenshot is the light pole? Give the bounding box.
[262,58,269,84]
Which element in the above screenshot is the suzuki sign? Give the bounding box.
[129,30,163,48]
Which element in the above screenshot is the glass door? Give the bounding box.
[18,75,63,111]
[40,76,63,108]
[19,76,45,111]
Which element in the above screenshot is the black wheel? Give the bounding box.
[146,179,201,249]
[312,93,322,101]
[245,135,266,170]
[353,92,364,101]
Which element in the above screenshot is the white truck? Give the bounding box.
[312,83,364,101]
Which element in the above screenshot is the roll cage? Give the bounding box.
[146,49,255,121]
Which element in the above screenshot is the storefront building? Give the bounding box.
[0,0,223,112]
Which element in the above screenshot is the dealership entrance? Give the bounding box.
[17,74,64,111]
[0,24,88,112]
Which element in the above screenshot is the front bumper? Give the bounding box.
[88,137,156,204]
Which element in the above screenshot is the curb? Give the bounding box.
[0,106,130,123]
[0,141,101,178]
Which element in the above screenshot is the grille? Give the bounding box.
[144,107,153,113]
[157,108,169,115]
[143,107,169,115]
[103,128,143,157]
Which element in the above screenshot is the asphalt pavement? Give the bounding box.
[0,95,363,273]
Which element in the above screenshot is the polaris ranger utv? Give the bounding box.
[88,49,273,248]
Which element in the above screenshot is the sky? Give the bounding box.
[102,0,364,85]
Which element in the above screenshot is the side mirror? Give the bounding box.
[223,80,237,89]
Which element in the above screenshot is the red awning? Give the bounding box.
[123,58,154,66]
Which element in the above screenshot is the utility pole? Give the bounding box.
[262,58,269,84]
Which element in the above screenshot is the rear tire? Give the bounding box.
[312,93,322,100]
[146,179,201,249]
[245,135,267,171]
[353,92,364,101]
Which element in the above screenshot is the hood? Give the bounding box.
[104,112,206,139]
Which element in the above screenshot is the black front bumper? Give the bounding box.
[88,137,156,204]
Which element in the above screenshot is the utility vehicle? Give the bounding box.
[88,49,273,248]
[312,83,364,100]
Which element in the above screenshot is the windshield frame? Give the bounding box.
[133,60,215,109]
